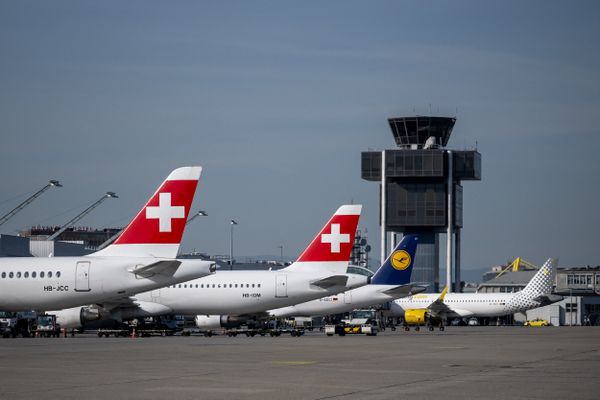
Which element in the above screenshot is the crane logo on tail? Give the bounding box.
[391,250,411,271]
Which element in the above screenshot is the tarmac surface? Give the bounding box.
[0,326,598,400]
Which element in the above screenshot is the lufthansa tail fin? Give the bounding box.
[370,235,418,285]
[283,205,361,274]
[91,166,202,258]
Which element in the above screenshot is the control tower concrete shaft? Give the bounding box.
[361,116,481,292]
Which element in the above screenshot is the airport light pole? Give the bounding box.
[230,219,238,270]
[186,210,208,226]
[278,245,283,263]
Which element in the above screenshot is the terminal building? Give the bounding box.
[477,265,600,326]
[0,226,120,257]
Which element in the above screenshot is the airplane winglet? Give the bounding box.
[439,286,449,301]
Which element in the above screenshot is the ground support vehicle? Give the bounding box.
[325,309,380,336]
[524,319,549,327]
[0,311,37,338]
[96,317,178,337]
[33,315,61,337]
[96,328,175,337]
[325,322,378,336]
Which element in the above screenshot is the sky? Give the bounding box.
[1,1,599,277]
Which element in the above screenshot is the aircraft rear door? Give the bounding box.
[75,261,91,292]
[276,274,288,298]
[151,289,161,301]
[344,291,352,304]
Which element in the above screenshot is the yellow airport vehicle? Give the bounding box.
[524,319,549,327]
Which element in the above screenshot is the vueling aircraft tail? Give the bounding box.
[522,258,558,295]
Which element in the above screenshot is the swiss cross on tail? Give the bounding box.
[146,193,186,232]
[114,167,201,245]
[296,205,361,262]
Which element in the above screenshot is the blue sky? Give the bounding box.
[1,1,599,274]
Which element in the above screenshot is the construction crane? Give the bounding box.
[495,257,539,278]
[48,192,118,241]
[0,180,62,227]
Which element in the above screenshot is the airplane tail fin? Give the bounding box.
[91,166,202,258]
[371,235,418,285]
[283,205,361,274]
[522,258,557,295]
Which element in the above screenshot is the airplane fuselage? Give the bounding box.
[0,257,212,311]
[270,284,398,317]
[134,270,368,315]
[391,292,537,318]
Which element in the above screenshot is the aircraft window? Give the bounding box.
[258,284,261,288]
[252,284,255,288]
[178,284,182,288]
[1,272,5,278]
[218,284,221,288]
[190,285,193,289]
[56,271,61,278]
[16,272,22,278]
[195,284,198,288]
[48,271,53,278]
[24,272,29,278]
[246,284,249,288]
[229,284,232,288]
[200,284,204,288]
[40,272,45,278]
[9,272,14,278]
[32,272,36,278]
[212,284,215,288]
[235,284,238,288]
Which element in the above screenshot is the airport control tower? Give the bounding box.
[361,116,481,292]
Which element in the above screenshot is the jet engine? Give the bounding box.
[194,315,249,330]
[53,306,102,329]
[403,309,428,326]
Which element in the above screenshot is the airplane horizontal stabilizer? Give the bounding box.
[128,260,181,278]
[310,275,348,289]
[533,294,564,306]
[382,284,427,297]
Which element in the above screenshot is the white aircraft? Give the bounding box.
[54,205,369,329]
[391,258,562,329]
[269,235,425,318]
[0,166,215,315]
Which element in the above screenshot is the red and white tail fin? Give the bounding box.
[283,205,361,274]
[91,166,202,258]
